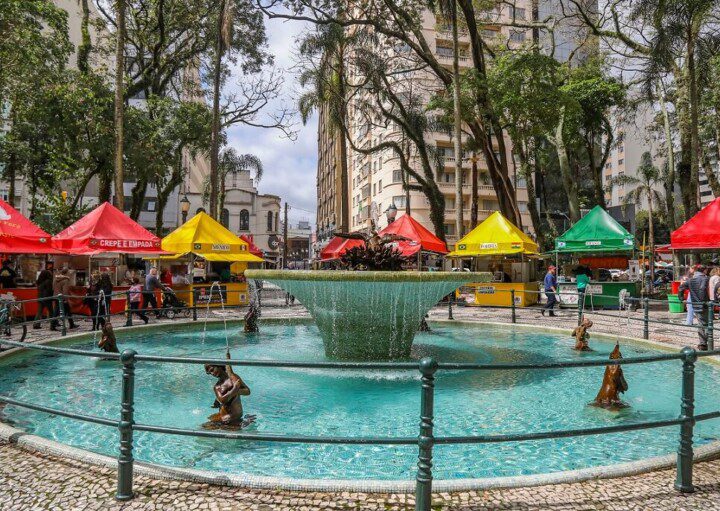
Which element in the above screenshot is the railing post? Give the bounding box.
[125,291,133,327]
[643,297,649,340]
[706,301,714,351]
[57,294,67,336]
[447,296,453,320]
[675,346,697,493]
[116,349,136,501]
[415,357,437,511]
[510,289,516,324]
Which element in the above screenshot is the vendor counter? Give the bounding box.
[170,282,249,308]
[557,280,641,309]
[456,282,539,307]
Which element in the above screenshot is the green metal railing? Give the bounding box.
[0,333,719,509]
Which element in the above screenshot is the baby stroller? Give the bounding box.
[160,288,190,319]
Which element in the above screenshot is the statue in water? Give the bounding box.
[204,350,254,428]
[336,221,410,271]
[244,301,259,333]
[98,322,118,353]
[571,318,593,351]
[592,343,629,409]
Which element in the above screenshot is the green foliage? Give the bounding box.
[33,196,94,235]
[635,210,670,245]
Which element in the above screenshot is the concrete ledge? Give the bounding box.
[1,317,720,493]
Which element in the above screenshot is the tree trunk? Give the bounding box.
[470,152,478,227]
[129,179,147,221]
[337,59,350,233]
[552,108,580,222]
[648,191,655,294]
[518,143,545,250]
[451,0,464,238]
[78,0,91,74]
[659,84,676,230]
[98,174,112,204]
[208,0,226,220]
[5,109,17,206]
[113,0,126,210]
[155,159,185,234]
[687,31,701,218]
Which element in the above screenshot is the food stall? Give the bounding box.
[448,211,539,307]
[0,198,64,318]
[157,212,264,307]
[667,197,720,312]
[377,214,448,270]
[51,202,165,314]
[553,206,640,308]
[318,236,364,267]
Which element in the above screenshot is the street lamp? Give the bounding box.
[180,194,190,224]
[385,203,398,224]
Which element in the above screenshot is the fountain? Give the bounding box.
[245,269,489,360]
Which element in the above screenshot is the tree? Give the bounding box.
[113,0,127,210]
[202,148,263,216]
[606,152,664,290]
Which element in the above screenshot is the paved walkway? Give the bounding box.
[1,439,719,510]
[1,301,718,510]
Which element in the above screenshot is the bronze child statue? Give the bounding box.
[204,350,253,429]
[98,322,119,353]
[571,318,593,351]
[592,342,629,410]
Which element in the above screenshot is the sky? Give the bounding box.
[225,16,317,228]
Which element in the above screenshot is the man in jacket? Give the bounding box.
[679,265,710,350]
[50,269,77,330]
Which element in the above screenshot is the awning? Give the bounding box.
[148,252,258,263]
[670,197,720,250]
[161,212,263,263]
[320,236,364,261]
[52,202,163,255]
[0,199,63,254]
[554,206,635,253]
[448,211,538,257]
[378,214,448,257]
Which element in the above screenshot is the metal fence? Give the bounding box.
[1,292,720,510]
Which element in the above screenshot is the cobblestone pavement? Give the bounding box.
[2,299,718,510]
[1,439,719,510]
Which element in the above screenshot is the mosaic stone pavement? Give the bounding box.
[2,300,718,510]
[1,440,719,510]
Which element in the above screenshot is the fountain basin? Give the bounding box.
[245,270,489,360]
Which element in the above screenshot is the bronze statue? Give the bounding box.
[592,343,629,409]
[204,350,252,428]
[98,322,119,353]
[420,314,430,332]
[571,318,593,351]
[244,302,259,333]
[336,221,411,271]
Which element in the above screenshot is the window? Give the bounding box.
[445,197,455,210]
[220,208,230,228]
[483,199,499,210]
[378,180,382,191]
[393,169,403,183]
[605,162,612,169]
[518,202,528,213]
[267,211,274,232]
[511,6,526,19]
[618,158,624,165]
[239,209,250,231]
[444,223,456,236]
[436,45,453,58]
[392,195,407,208]
[444,172,455,183]
[516,177,527,188]
[373,183,377,195]
[510,30,526,42]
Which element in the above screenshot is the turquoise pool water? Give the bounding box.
[0,321,718,481]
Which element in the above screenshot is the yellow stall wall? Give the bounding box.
[173,282,249,308]
[456,282,538,307]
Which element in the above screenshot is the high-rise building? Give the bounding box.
[316,99,348,242]
[316,5,535,248]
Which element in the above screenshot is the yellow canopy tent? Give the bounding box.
[161,212,264,263]
[448,211,538,257]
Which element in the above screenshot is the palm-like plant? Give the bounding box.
[606,151,665,291]
[202,148,263,216]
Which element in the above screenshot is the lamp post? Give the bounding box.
[385,203,398,224]
[180,194,190,224]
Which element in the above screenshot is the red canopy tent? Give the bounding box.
[320,236,364,261]
[378,214,448,257]
[670,197,720,250]
[239,234,264,258]
[0,199,61,254]
[52,202,163,255]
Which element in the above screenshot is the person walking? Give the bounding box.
[576,266,590,315]
[679,265,710,351]
[50,269,77,331]
[128,277,149,324]
[33,269,54,329]
[144,268,163,317]
[541,265,558,317]
[681,267,696,326]
[709,267,720,306]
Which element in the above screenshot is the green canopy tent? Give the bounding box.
[552,206,639,309]
[554,206,636,253]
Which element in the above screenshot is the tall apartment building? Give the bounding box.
[316,4,535,247]
[316,100,348,241]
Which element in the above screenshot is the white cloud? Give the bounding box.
[225,16,317,227]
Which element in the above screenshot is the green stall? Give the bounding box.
[551,206,641,309]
